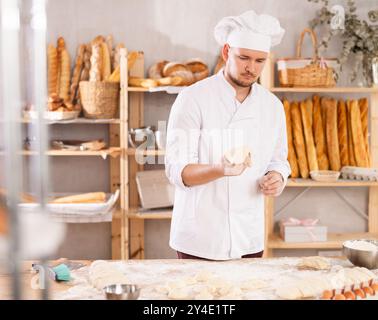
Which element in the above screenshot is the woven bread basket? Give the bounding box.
[79,81,119,119]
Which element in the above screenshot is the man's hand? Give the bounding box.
[259,171,285,196]
[221,156,250,176]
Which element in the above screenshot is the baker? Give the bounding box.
[165,10,291,260]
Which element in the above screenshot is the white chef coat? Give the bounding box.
[165,69,291,260]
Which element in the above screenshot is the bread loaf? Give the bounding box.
[89,44,102,82]
[312,95,329,170]
[70,44,85,103]
[128,77,158,88]
[305,98,313,128]
[213,53,225,74]
[350,99,369,167]
[148,60,169,79]
[337,99,349,167]
[359,98,370,166]
[51,192,106,204]
[185,59,209,82]
[283,99,299,178]
[162,62,194,85]
[324,98,341,171]
[291,101,309,178]
[58,48,71,102]
[101,42,112,80]
[346,100,357,166]
[113,43,125,71]
[127,51,139,70]
[300,100,318,172]
[56,37,66,98]
[105,35,114,65]
[47,44,58,96]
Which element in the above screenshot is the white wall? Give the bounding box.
[44,0,374,259]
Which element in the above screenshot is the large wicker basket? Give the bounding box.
[277,28,337,87]
[79,81,120,119]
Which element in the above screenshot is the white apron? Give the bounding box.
[165,70,290,260]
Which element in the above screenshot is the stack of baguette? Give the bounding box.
[129,58,210,89]
[283,96,370,179]
[47,35,139,111]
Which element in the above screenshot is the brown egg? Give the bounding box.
[354,288,366,299]
[371,283,378,293]
[322,290,333,300]
[333,294,346,300]
[344,291,356,300]
[362,287,374,296]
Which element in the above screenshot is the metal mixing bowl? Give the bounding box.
[342,239,378,270]
[103,284,140,300]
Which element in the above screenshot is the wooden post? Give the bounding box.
[369,93,378,233]
[128,52,145,259]
[264,196,274,258]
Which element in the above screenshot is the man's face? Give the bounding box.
[223,45,268,88]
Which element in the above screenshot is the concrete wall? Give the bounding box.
[42,0,374,259]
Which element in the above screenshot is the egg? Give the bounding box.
[322,290,333,300]
[371,283,378,293]
[333,294,346,300]
[343,291,356,300]
[362,286,374,296]
[354,288,366,299]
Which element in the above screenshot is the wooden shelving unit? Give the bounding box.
[260,54,378,257]
[21,148,121,157]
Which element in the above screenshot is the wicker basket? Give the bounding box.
[79,81,120,119]
[277,28,337,87]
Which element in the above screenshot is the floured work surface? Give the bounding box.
[55,257,378,300]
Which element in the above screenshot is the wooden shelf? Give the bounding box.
[268,232,378,249]
[126,208,172,219]
[21,147,121,157]
[286,178,378,187]
[22,118,121,124]
[270,87,378,93]
[126,148,165,156]
[128,86,186,94]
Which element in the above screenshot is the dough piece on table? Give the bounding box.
[219,287,243,300]
[313,95,329,170]
[240,279,268,291]
[168,288,191,300]
[194,270,213,282]
[194,288,214,300]
[276,285,303,300]
[291,101,309,178]
[224,146,252,166]
[283,98,299,178]
[297,256,330,270]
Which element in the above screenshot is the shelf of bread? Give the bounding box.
[271,87,378,93]
[21,147,121,157]
[283,96,371,182]
[286,178,378,187]
[126,208,173,219]
[126,148,165,156]
[22,117,121,124]
[268,232,378,249]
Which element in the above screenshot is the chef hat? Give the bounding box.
[214,10,285,52]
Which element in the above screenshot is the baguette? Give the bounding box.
[58,48,71,102]
[324,98,341,171]
[127,51,139,70]
[337,99,349,167]
[359,98,370,166]
[51,192,106,204]
[350,99,369,167]
[291,101,309,178]
[283,99,299,178]
[346,100,357,166]
[70,44,85,103]
[101,42,112,81]
[47,44,58,96]
[56,37,66,97]
[105,35,114,66]
[312,95,329,170]
[89,44,102,82]
[300,99,318,172]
